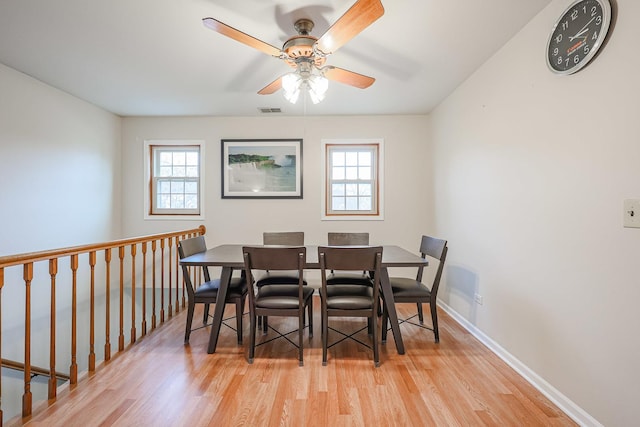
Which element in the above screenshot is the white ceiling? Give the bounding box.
[0,0,552,117]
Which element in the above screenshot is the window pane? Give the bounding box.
[185,195,198,208]
[359,184,372,196]
[359,197,372,210]
[345,197,358,210]
[332,166,345,180]
[186,166,198,177]
[158,181,171,193]
[158,194,171,209]
[185,181,198,193]
[345,167,358,180]
[345,152,358,166]
[170,180,184,193]
[358,152,371,166]
[171,195,184,208]
[332,151,345,166]
[332,183,345,196]
[159,152,172,166]
[173,152,185,165]
[346,183,358,196]
[332,197,345,210]
[186,152,198,165]
[358,167,371,180]
[159,166,172,177]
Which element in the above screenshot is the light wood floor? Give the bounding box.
[15,298,576,426]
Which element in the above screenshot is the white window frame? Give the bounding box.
[144,140,205,220]
[321,138,384,221]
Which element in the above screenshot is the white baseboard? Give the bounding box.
[437,301,602,427]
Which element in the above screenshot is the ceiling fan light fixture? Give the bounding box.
[307,74,328,104]
[282,63,329,104]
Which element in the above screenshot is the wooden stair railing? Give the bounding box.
[0,225,206,425]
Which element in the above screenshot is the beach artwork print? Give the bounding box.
[221,139,303,198]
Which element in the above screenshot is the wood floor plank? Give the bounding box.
[10,298,577,426]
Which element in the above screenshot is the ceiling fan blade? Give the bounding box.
[202,17,282,57]
[324,66,375,89]
[258,76,283,95]
[315,0,384,55]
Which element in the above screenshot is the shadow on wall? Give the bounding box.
[440,265,479,324]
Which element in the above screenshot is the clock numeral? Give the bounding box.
[591,6,597,17]
[592,30,599,40]
[595,15,602,25]
[574,55,580,64]
[555,33,563,44]
[571,9,578,20]
[557,56,563,66]
[583,45,590,55]
[553,47,559,56]
[561,20,569,31]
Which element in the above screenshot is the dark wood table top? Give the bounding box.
[179,244,428,269]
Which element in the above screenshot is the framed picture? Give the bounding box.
[221,139,303,199]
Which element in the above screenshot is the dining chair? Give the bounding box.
[178,236,248,345]
[242,245,313,366]
[257,232,307,333]
[381,235,448,343]
[318,245,383,367]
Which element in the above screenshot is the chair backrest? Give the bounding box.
[263,231,304,246]
[327,232,369,246]
[242,246,307,300]
[318,246,382,298]
[418,235,448,297]
[178,235,209,295]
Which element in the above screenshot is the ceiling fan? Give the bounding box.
[202,0,384,103]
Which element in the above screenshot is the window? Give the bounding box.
[145,140,204,218]
[322,139,384,220]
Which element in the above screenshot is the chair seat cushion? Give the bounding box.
[256,271,307,287]
[389,277,431,299]
[326,272,372,286]
[256,284,314,309]
[194,277,247,299]
[321,285,374,310]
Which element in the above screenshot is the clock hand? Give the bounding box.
[569,16,595,41]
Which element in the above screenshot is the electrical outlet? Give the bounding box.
[623,199,640,228]
[474,293,483,305]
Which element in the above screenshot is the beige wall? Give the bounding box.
[120,115,432,280]
[429,1,640,425]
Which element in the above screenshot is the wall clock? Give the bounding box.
[546,0,612,75]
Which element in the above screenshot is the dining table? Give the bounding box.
[179,244,428,355]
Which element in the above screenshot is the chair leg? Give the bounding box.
[202,303,210,324]
[322,307,328,366]
[235,298,243,345]
[307,298,314,338]
[430,301,439,343]
[381,307,388,343]
[263,316,268,334]
[248,309,256,364]
[372,312,380,367]
[417,303,424,324]
[298,312,304,367]
[185,301,195,343]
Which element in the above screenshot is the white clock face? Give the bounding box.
[547,0,612,74]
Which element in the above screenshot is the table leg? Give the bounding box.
[207,266,232,354]
[379,267,405,355]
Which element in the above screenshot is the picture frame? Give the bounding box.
[221,139,303,199]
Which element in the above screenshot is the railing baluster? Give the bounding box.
[130,244,137,344]
[160,238,166,324]
[168,237,173,318]
[48,259,57,399]
[1,266,4,426]
[22,263,33,417]
[118,246,125,351]
[174,237,180,312]
[70,255,78,384]
[141,242,147,336]
[104,248,112,361]
[89,251,96,371]
[151,241,157,330]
